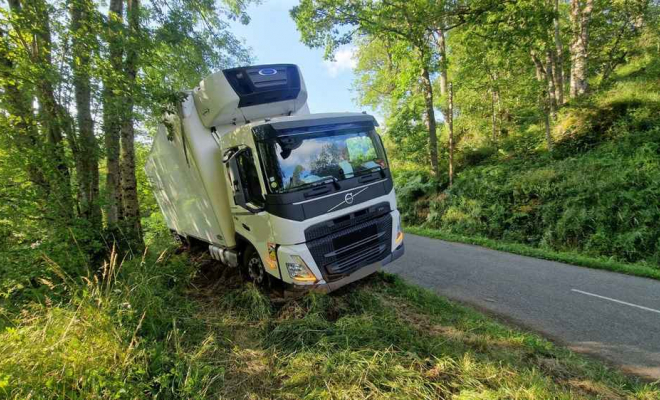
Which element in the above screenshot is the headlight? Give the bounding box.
[286,255,317,282]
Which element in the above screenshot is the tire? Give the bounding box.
[243,246,270,289]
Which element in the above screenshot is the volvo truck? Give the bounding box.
[145,64,404,292]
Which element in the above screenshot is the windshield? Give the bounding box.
[256,125,388,194]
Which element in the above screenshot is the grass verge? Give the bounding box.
[1,244,658,399]
[406,226,660,281]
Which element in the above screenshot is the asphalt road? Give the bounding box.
[384,234,660,380]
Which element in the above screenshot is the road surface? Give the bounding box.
[385,234,660,380]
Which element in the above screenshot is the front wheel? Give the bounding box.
[243,246,270,289]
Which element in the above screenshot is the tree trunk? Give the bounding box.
[552,0,565,104]
[491,90,498,143]
[420,62,439,178]
[543,101,553,151]
[120,0,143,247]
[448,83,454,187]
[436,29,449,99]
[0,27,48,191]
[70,0,101,226]
[532,52,554,151]
[546,50,558,117]
[9,0,74,220]
[103,0,124,227]
[436,28,453,163]
[486,68,500,144]
[570,0,593,98]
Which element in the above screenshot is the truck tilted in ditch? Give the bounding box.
[145,64,404,292]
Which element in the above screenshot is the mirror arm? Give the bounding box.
[245,203,265,214]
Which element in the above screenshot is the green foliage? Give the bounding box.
[553,83,660,157]
[391,169,438,225]
[383,32,660,266]
[407,76,660,264]
[0,0,259,265]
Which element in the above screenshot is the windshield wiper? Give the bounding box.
[292,176,340,192]
[355,165,384,177]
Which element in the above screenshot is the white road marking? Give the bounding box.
[571,289,660,315]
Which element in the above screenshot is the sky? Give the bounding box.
[229,0,366,116]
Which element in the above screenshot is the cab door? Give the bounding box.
[226,147,279,278]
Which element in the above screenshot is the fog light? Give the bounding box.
[396,214,404,246]
[286,256,317,282]
[396,231,404,246]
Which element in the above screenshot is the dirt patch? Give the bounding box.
[220,345,275,399]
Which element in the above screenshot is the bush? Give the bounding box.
[392,169,438,225]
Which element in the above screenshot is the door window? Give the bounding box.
[235,149,265,207]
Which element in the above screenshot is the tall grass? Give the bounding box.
[0,243,225,399]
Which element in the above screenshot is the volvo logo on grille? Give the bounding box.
[327,187,370,213]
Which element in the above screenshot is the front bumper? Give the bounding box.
[286,242,405,294]
[382,242,405,267]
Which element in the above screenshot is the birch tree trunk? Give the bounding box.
[543,99,553,151]
[420,62,439,178]
[120,0,143,247]
[103,0,124,227]
[532,52,554,151]
[436,29,449,100]
[546,50,558,117]
[70,0,101,226]
[487,69,500,144]
[570,0,594,98]
[436,27,454,165]
[491,90,498,143]
[448,83,454,186]
[552,0,565,104]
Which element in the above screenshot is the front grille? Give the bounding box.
[306,212,392,282]
[305,202,390,242]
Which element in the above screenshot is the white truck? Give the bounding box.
[145,64,404,292]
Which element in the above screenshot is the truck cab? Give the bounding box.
[146,64,404,293]
[222,113,404,291]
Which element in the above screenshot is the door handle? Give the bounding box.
[242,223,251,231]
